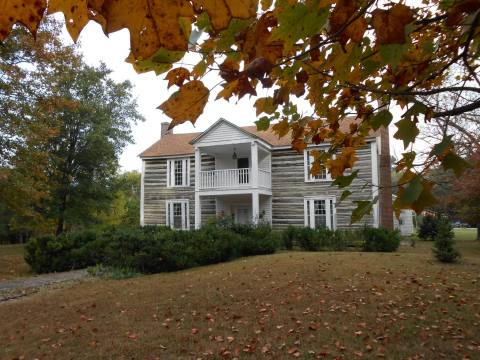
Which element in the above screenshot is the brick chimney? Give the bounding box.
[161,121,171,138]
[378,125,394,229]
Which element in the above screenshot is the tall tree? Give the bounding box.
[450,149,480,240]
[42,62,143,234]
[1,1,480,219]
[0,20,143,237]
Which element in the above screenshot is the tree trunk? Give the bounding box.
[56,191,68,236]
[477,223,480,241]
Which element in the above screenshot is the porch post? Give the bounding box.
[195,193,201,229]
[252,191,260,224]
[251,141,258,188]
[195,147,201,229]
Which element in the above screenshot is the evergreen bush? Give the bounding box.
[418,214,439,241]
[433,218,460,263]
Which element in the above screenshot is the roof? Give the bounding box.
[139,117,374,158]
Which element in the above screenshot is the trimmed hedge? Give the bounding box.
[280,225,400,252]
[25,224,401,275]
[25,224,279,274]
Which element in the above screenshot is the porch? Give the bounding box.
[196,192,272,228]
[195,141,272,192]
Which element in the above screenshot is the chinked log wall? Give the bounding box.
[143,155,215,228]
[143,143,377,230]
[270,144,375,230]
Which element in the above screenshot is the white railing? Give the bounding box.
[259,168,271,188]
[200,168,250,189]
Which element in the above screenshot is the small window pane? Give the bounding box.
[174,160,183,186]
[309,152,327,180]
[314,200,327,229]
[173,203,182,229]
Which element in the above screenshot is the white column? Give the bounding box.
[195,147,201,191]
[252,191,260,224]
[194,147,202,229]
[251,141,258,188]
[195,193,201,229]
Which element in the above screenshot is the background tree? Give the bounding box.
[449,149,480,240]
[96,171,141,229]
[1,0,480,220]
[0,20,143,239]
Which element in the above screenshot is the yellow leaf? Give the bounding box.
[159,80,209,128]
[272,118,290,138]
[47,0,90,42]
[254,97,276,116]
[260,0,273,11]
[165,67,191,88]
[192,0,258,31]
[216,80,239,100]
[0,0,47,41]
[103,0,193,60]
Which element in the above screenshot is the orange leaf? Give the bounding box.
[372,4,414,45]
[159,80,209,129]
[0,0,47,41]
[165,67,191,88]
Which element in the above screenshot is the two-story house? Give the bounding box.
[139,118,393,230]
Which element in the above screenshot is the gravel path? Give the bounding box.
[0,269,90,302]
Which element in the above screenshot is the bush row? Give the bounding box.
[281,226,400,252]
[25,224,279,274]
[25,224,401,274]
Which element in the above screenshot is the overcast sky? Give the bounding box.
[65,20,409,172]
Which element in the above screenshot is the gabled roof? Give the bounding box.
[189,118,269,145]
[139,117,375,158]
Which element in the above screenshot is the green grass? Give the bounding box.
[0,244,30,281]
[1,238,479,359]
[453,227,477,241]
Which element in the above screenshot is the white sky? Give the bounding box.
[64,20,409,172]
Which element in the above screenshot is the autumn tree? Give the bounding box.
[1,0,480,219]
[449,149,480,240]
[0,20,143,237]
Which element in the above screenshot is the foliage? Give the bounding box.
[25,224,279,274]
[87,264,141,280]
[280,226,354,251]
[433,217,460,263]
[2,1,478,221]
[0,20,143,238]
[361,227,401,252]
[449,149,480,240]
[418,214,439,241]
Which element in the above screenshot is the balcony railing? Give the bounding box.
[198,168,271,190]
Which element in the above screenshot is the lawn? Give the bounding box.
[1,235,479,359]
[0,244,30,282]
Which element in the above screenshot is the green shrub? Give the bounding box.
[418,215,439,241]
[282,226,296,250]
[361,227,401,252]
[26,224,279,274]
[433,218,460,263]
[25,231,102,273]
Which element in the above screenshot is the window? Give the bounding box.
[304,197,336,230]
[166,200,189,230]
[304,149,331,182]
[167,158,190,187]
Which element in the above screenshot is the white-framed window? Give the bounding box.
[304,197,336,230]
[166,199,190,230]
[304,149,331,182]
[167,158,190,187]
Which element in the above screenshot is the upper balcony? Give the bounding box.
[199,168,271,191]
[190,118,273,194]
